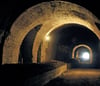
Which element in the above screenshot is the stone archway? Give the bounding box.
[2,1,100,64]
[72,44,93,64]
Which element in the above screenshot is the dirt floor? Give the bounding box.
[45,69,100,86]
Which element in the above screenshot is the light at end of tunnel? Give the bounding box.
[45,35,50,41]
[81,52,90,61]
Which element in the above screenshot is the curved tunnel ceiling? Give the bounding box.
[2,1,100,64]
[49,24,99,45]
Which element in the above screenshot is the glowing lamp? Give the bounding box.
[45,35,50,41]
[81,52,90,61]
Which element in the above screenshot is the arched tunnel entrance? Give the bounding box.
[46,24,99,67]
[2,1,100,64]
[1,1,100,86]
[72,44,93,64]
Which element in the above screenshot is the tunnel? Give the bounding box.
[46,24,99,68]
[17,23,100,67]
[1,1,100,86]
[2,1,100,65]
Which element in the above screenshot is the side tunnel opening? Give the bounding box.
[18,24,42,64]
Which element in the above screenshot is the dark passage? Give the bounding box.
[47,24,99,68]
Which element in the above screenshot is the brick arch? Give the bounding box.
[2,1,100,64]
[72,44,93,64]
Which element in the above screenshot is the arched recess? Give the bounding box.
[2,1,100,64]
[72,44,93,64]
[18,24,42,64]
